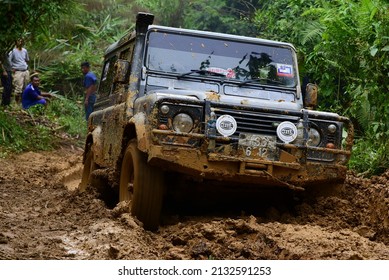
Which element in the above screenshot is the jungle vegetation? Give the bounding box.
[0,0,388,175]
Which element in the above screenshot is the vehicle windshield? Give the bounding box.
[145,30,297,88]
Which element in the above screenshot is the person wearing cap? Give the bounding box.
[81,61,97,120]
[9,38,29,103]
[21,74,51,110]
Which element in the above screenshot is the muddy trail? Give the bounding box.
[0,147,388,260]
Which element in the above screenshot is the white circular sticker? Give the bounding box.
[216,115,237,137]
[276,121,297,143]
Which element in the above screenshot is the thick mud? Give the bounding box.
[0,147,388,260]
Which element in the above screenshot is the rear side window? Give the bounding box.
[98,55,117,98]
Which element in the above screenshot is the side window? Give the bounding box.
[98,55,117,98]
[97,40,135,100]
[113,60,131,83]
[120,42,134,60]
[110,42,135,93]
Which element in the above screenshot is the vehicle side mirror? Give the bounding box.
[113,59,130,83]
[304,83,318,109]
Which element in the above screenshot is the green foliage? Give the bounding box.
[46,97,86,137]
[0,109,52,157]
[135,0,260,36]
[0,0,76,54]
[349,138,389,176]
[28,0,135,97]
[0,96,85,157]
[183,0,258,36]
[1,0,131,156]
[253,0,389,175]
[0,110,27,154]
[305,0,389,174]
[135,0,186,27]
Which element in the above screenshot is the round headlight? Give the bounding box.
[160,105,170,115]
[173,113,193,133]
[328,124,337,133]
[307,128,321,146]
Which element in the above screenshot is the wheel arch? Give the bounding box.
[116,112,149,169]
[122,123,137,154]
[83,134,94,164]
[115,123,137,179]
[83,126,103,165]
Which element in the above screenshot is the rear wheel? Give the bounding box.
[79,149,96,191]
[119,140,165,230]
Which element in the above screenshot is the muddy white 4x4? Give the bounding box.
[80,13,354,230]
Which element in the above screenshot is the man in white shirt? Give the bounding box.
[9,38,29,103]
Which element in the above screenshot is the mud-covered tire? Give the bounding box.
[79,149,97,192]
[119,140,165,230]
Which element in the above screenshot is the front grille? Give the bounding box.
[212,107,299,140]
[212,107,337,162]
[159,116,168,124]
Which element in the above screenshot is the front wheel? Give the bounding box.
[119,140,165,230]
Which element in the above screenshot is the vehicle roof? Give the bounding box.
[148,25,297,51]
[105,24,297,56]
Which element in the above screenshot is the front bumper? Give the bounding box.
[149,128,351,190]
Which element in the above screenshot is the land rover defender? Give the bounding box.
[80,13,354,230]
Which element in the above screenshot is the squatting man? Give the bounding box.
[21,74,52,110]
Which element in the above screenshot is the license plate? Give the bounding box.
[238,133,278,160]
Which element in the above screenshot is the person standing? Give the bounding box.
[21,74,51,110]
[81,61,97,120]
[0,52,13,106]
[10,38,30,103]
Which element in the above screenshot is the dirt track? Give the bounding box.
[0,147,388,260]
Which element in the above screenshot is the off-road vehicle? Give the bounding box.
[80,13,354,230]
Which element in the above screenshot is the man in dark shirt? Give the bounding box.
[1,53,12,106]
[81,61,97,120]
[21,74,51,109]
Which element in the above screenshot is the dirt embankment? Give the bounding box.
[0,147,388,260]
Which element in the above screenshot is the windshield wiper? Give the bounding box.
[239,77,283,86]
[179,69,226,78]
